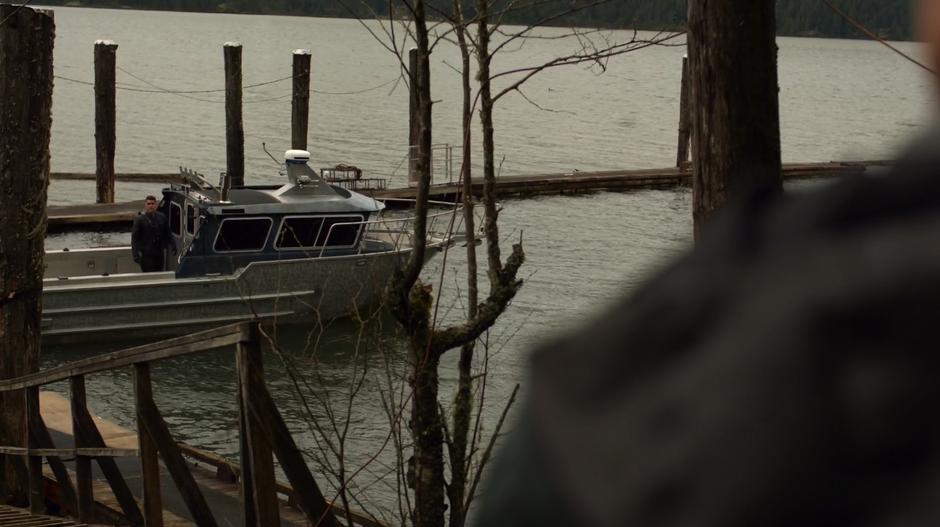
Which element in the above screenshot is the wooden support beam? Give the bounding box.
[676,55,691,168]
[224,42,245,187]
[70,376,93,523]
[237,329,280,526]
[26,388,44,515]
[0,4,54,504]
[94,40,118,204]
[135,364,163,527]
[240,326,337,527]
[71,381,143,524]
[137,394,218,526]
[291,50,311,151]
[28,406,78,516]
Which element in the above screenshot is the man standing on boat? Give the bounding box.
[132,195,171,272]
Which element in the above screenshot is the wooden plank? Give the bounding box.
[69,376,93,524]
[51,172,183,183]
[0,323,249,392]
[175,443,386,527]
[138,396,218,526]
[70,393,144,525]
[240,333,337,527]
[135,364,163,527]
[237,330,280,526]
[0,447,135,457]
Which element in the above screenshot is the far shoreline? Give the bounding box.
[42,2,917,43]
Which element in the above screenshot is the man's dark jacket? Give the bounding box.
[132,210,170,272]
[474,129,940,527]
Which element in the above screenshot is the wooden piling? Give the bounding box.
[0,4,54,504]
[292,50,311,151]
[408,48,418,186]
[676,55,691,168]
[94,40,118,204]
[224,42,245,187]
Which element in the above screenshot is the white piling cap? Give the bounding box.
[293,49,311,55]
[285,150,311,163]
[224,42,242,47]
[95,39,116,46]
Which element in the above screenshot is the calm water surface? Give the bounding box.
[39,5,932,517]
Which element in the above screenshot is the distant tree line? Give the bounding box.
[46,0,914,40]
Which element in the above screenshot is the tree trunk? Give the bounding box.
[476,0,503,287]
[0,4,55,503]
[687,0,781,239]
[447,9,477,526]
[410,331,445,527]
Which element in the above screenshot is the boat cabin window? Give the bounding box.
[169,202,182,237]
[275,215,363,250]
[213,217,272,252]
[186,204,197,235]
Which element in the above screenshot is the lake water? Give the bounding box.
[38,5,933,520]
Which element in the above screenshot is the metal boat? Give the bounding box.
[42,150,456,342]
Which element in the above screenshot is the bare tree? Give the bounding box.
[318,2,682,525]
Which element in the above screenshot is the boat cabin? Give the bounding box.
[161,150,384,278]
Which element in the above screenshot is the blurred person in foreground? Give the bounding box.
[474,4,940,526]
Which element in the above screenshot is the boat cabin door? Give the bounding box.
[166,200,184,272]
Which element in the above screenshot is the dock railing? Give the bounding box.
[0,322,382,527]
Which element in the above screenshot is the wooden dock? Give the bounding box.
[47,160,891,232]
[0,323,384,527]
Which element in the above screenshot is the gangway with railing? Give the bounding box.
[0,323,386,527]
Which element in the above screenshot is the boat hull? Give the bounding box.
[42,248,421,344]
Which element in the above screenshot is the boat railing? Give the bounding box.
[318,199,466,258]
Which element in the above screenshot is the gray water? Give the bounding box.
[38,5,933,520]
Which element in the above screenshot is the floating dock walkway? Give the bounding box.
[48,160,890,232]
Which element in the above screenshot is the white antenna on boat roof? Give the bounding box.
[284,149,315,186]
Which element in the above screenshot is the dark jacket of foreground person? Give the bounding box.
[474,130,940,527]
[131,211,171,272]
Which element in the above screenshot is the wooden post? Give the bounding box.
[72,380,144,523]
[135,363,163,527]
[408,47,418,186]
[95,40,118,204]
[291,49,311,151]
[688,0,781,239]
[676,55,691,168]
[224,42,245,187]
[0,4,54,505]
[26,388,43,514]
[236,328,280,526]
[70,376,94,523]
